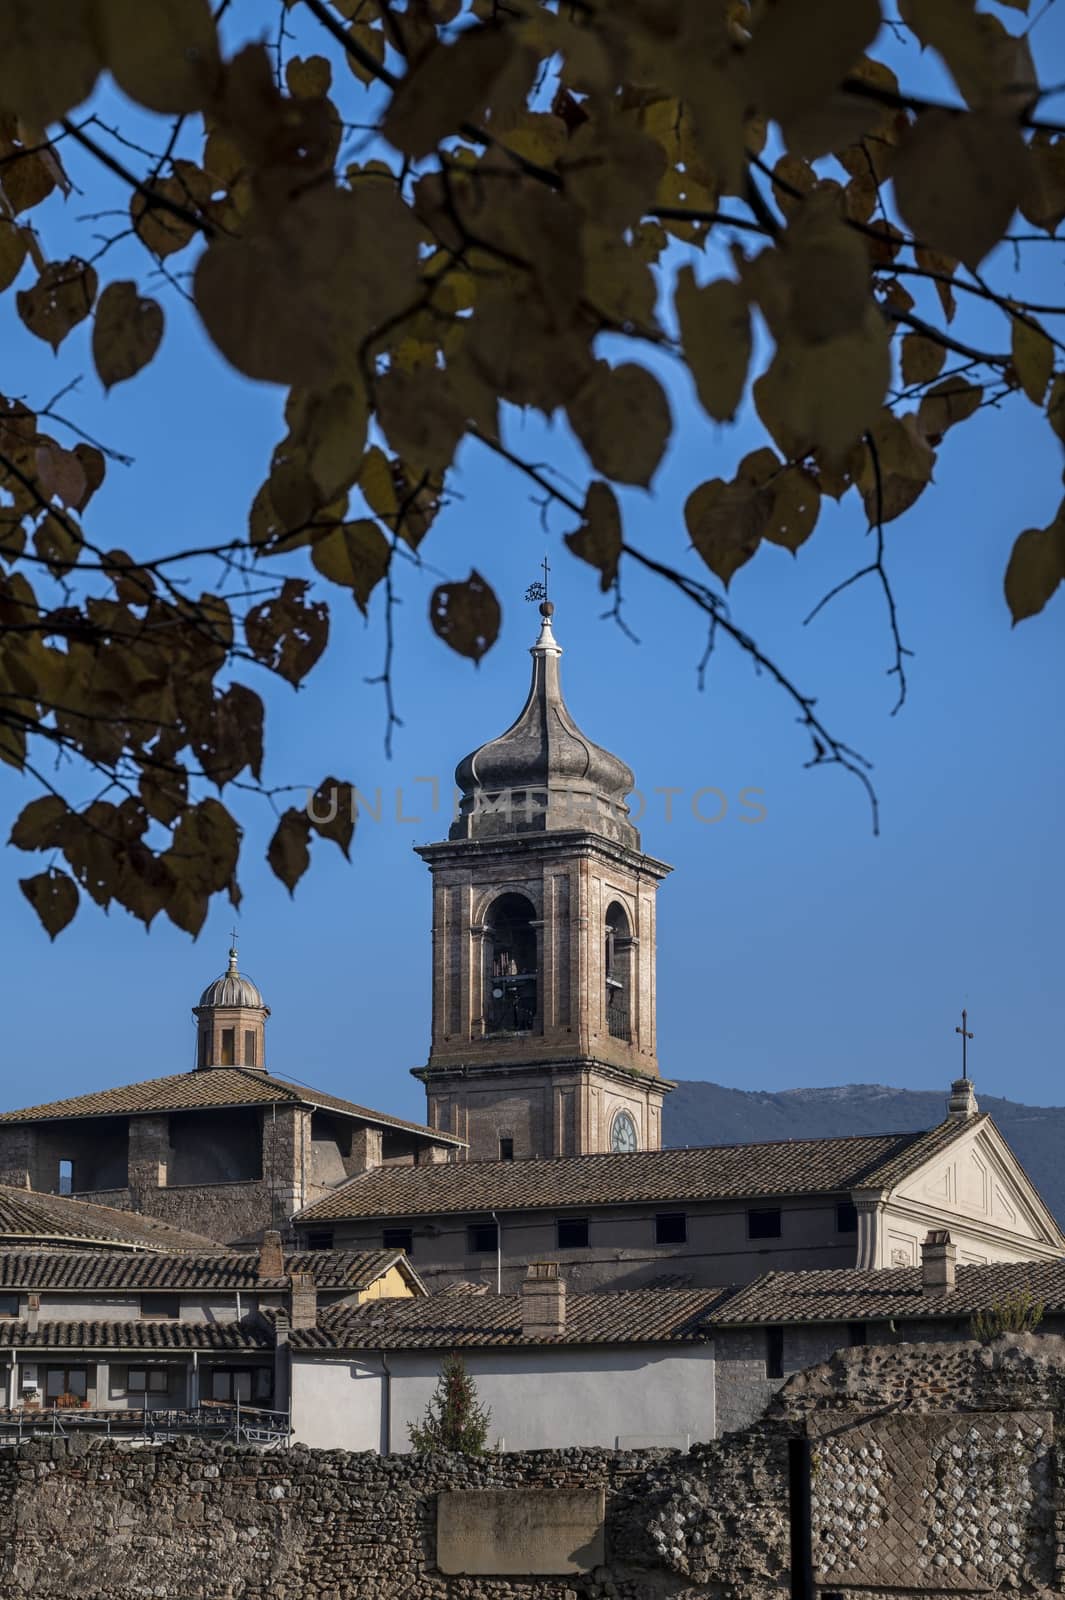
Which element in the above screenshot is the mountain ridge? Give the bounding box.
[662,1080,1065,1225]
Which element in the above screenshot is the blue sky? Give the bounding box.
[1,5,1062,1123]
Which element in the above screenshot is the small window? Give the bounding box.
[498,1137,514,1161]
[58,1159,73,1195]
[468,1222,498,1254]
[220,1027,235,1066]
[0,1293,18,1318]
[848,1321,867,1347]
[140,1294,181,1319]
[244,1029,256,1067]
[307,1230,334,1252]
[836,1201,858,1234]
[199,1030,210,1068]
[766,1327,784,1380]
[557,1218,589,1250]
[211,1368,254,1403]
[383,1227,414,1255]
[748,1207,782,1240]
[655,1212,687,1245]
[45,1366,87,1401]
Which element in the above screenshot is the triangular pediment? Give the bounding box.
[890,1117,1064,1251]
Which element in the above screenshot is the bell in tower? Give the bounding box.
[413,602,673,1161]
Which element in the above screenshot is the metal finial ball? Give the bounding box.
[539,600,555,617]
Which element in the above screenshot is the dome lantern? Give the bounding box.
[192,940,269,1071]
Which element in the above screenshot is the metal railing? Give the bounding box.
[0,1402,291,1449]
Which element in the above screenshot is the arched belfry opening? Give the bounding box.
[605,901,633,1042]
[483,893,538,1035]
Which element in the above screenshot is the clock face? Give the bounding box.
[610,1110,638,1153]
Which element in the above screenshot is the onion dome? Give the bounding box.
[450,603,639,848]
[197,946,266,1011]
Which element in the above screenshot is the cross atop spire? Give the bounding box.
[524,556,550,604]
[955,1007,974,1080]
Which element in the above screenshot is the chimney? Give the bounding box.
[947,1077,979,1121]
[26,1293,39,1336]
[289,1271,317,1329]
[921,1230,957,1298]
[258,1230,285,1279]
[272,1308,290,1348]
[522,1261,565,1339]
[350,1125,383,1174]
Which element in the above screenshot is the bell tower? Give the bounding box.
[413,603,672,1161]
[192,943,270,1071]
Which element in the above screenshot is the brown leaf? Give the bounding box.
[1011,313,1053,406]
[901,334,947,387]
[130,164,211,258]
[429,570,501,662]
[19,868,79,940]
[97,0,220,113]
[0,1,101,129]
[35,444,87,509]
[685,477,766,586]
[917,377,983,439]
[307,777,355,859]
[383,29,521,158]
[0,223,27,291]
[10,795,69,851]
[566,363,671,488]
[376,367,466,478]
[565,480,622,592]
[287,382,369,499]
[675,269,751,424]
[763,467,821,553]
[311,520,391,613]
[2,151,57,215]
[892,109,1027,270]
[287,55,332,99]
[267,808,312,895]
[744,0,880,127]
[92,281,165,390]
[754,309,891,463]
[16,259,98,352]
[1004,513,1065,622]
[245,578,329,684]
[1048,375,1065,447]
[1020,132,1065,233]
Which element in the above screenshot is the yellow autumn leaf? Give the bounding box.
[287,55,332,99]
[92,281,165,390]
[901,334,947,387]
[1020,132,1065,234]
[1004,512,1065,623]
[674,268,751,424]
[287,383,369,499]
[566,362,672,488]
[0,224,28,293]
[754,309,891,463]
[1011,313,1053,406]
[917,377,983,439]
[311,520,391,614]
[763,468,821,553]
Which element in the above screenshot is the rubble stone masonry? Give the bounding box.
[1,1336,1064,1598]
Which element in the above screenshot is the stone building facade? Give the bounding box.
[0,947,459,1247]
[413,604,672,1162]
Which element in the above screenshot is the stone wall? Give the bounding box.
[2,1336,1064,1599]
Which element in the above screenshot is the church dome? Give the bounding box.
[197,947,266,1011]
[451,604,640,848]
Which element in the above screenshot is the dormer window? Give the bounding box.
[484,894,538,1035]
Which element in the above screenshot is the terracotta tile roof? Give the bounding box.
[0,1318,271,1350]
[0,1246,413,1293]
[0,1187,228,1252]
[289,1285,731,1350]
[0,1068,462,1144]
[708,1257,1065,1325]
[295,1121,974,1223]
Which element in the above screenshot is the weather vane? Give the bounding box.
[524,556,550,604]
